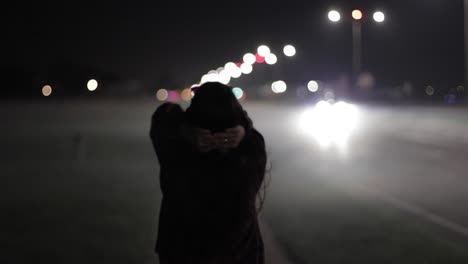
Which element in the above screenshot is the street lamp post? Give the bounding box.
[352,19,363,86]
[328,9,385,93]
[465,0,468,87]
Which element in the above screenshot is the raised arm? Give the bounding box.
[149,103,187,166]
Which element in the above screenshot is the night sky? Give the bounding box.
[2,0,465,92]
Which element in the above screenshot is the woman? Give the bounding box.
[150,82,267,263]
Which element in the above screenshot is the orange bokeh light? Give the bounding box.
[352,10,363,20]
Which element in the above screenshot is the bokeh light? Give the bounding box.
[218,70,231,85]
[373,11,385,23]
[299,100,359,149]
[201,71,219,84]
[87,79,98,91]
[240,63,253,74]
[307,81,319,92]
[257,45,271,57]
[156,89,169,101]
[328,10,341,22]
[352,10,363,20]
[255,53,265,64]
[243,53,256,65]
[357,72,376,90]
[265,53,278,65]
[230,67,242,78]
[283,45,296,57]
[181,88,192,102]
[168,90,179,102]
[425,85,435,96]
[272,81,287,93]
[42,85,52,97]
[232,87,244,100]
[225,62,237,72]
[224,62,241,78]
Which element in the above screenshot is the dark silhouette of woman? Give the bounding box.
[150,82,267,264]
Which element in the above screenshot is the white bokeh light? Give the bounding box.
[265,53,278,65]
[299,100,359,149]
[283,45,296,57]
[156,89,169,101]
[218,70,231,84]
[230,67,242,78]
[201,71,220,84]
[224,62,238,77]
[373,11,385,23]
[243,53,256,65]
[240,63,253,74]
[87,79,98,91]
[272,81,287,93]
[328,10,341,22]
[307,80,319,92]
[257,45,271,57]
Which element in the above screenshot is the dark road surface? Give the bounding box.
[2,99,468,263]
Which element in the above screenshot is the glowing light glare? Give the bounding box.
[257,45,271,57]
[283,45,296,57]
[218,70,231,84]
[156,89,169,101]
[181,88,192,102]
[373,11,385,23]
[208,70,219,82]
[201,71,220,84]
[307,80,319,92]
[230,67,242,78]
[225,62,237,72]
[299,101,359,148]
[240,63,253,74]
[328,10,341,22]
[243,53,256,65]
[224,62,241,78]
[272,81,287,93]
[232,87,244,100]
[87,79,98,91]
[42,85,52,97]
[265,53,278,65]
[352,10,363,20]
[200,74,209,84]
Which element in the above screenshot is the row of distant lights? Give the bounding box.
[42,79,98,97]
[425,85,465,96]
[328,9,385,23]
[196,44,296,86]
[156,86,246,102]
[156,79,318,102]
[272,80,320,94]
[155,44,296,102]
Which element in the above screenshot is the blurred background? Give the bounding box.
[2,1,468,263]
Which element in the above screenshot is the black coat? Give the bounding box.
[150,103,266,264]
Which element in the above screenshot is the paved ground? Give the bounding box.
[2,99,468,263]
